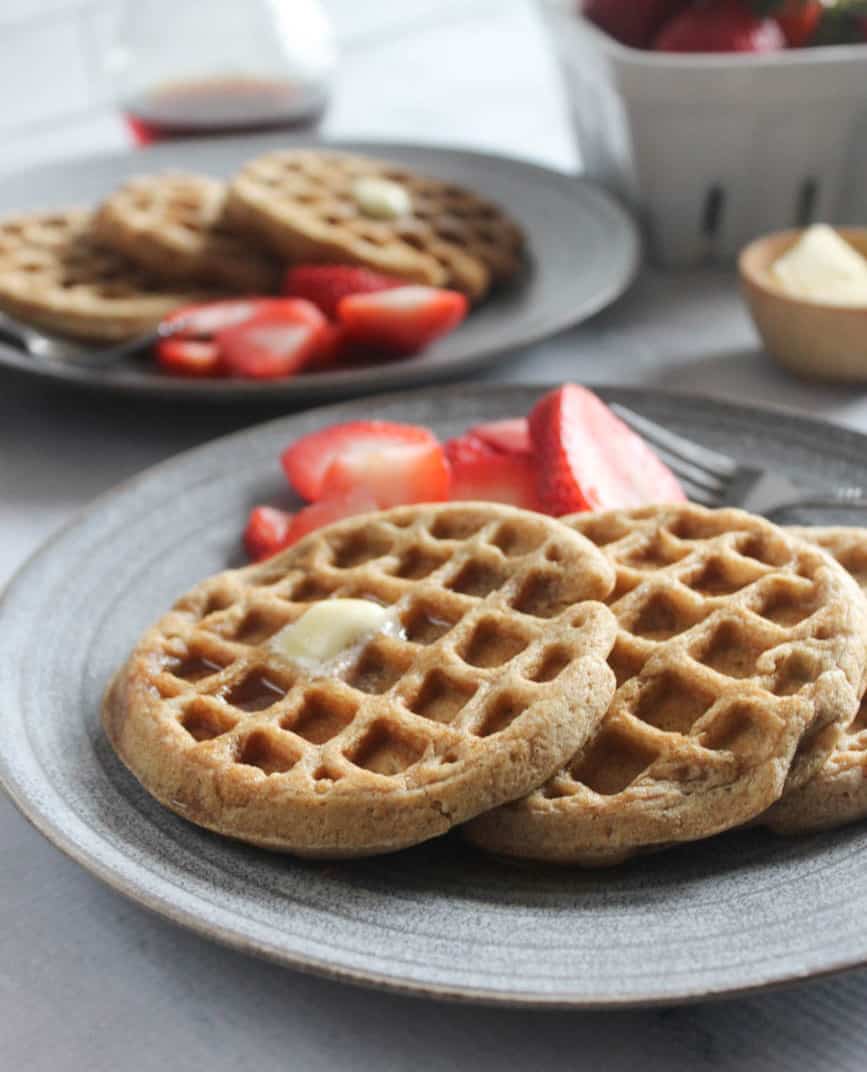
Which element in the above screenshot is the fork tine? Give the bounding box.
[643,444,729,494]
[611,403,740,480]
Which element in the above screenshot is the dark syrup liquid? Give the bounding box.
[123,75,328,144]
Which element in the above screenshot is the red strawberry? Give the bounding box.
[244,505,294,561]
[770,0,823,46]
[467,418,532,455]
[322,441,450,508]
[445,434,539,511]
[337,286,468,355]
[582,0,692,48]
[281,421,442,502]
[217,300,328,380]
[283,264,406,320]
[156,338,222,377]
[653,0,785,50]
[528,384,686,515]
[162,298,276,339]
[285,488,380,546]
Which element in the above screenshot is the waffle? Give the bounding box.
[224,149,525,302]
[764,527,867,834]
[93,174,281,293]
[103,503,619,858]
[465,505,867,866]
[0,210,213,341]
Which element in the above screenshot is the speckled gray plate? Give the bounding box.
[0,134,638,403]
[4,383,867,1009]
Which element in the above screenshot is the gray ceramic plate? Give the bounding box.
[0,134,638,403]
[4,383,867,1009]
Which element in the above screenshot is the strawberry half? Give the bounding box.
[283,264,406,320]
[528,384,686,515]
[281,420,443,502]
[285,488,380,547]
[217,299,329,380]
[244,505,294,561]
[445,433,539,511]
[467,418,532,455]
[337,286,468,355]
[156,337,222,377]
[322,441,450,509]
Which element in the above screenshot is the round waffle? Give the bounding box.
[465,505,867,866]
[765,527,867,835]
[0,210,213,341]
[103,503,618,858]
[224,149,525,302]
[93,173,281,293]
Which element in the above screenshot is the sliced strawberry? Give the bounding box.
[244,505,294,561]
[467,417,531,455]
[283,264,406,320]
[156,338,222,377]
[445,433,539,511]
[322,440,450,508]
[286,488,380,546]
[528,385,686,515]
[217,300,328,380]
[281,421,441,502]
[162,298,276,339]
[337,286,468,355]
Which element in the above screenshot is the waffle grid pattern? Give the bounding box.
[0,210,210,340]
[106,504,617,856]
[225,150,525,301]
[765,527,867,834]
[93,174,280,293]
[467,506,867,865]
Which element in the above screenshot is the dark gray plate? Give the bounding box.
[3,383,867,1009]
[0,134,638,403]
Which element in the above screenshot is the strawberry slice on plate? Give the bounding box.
[217,299,329,380]
[156,338,222,377]
[322,441,450,509]
[467,418,531,455]
[528,384,686,515]
[244,505,294,561]
[337,286,468,355]
[281,421,444,501]
[445,433,538,510]
[162,298,272,339]
[283,264,406,320]
[285,488,380,547]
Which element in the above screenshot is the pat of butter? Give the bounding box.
[771,224,867,306]
[351,177,412,220]
[270,598,401,672]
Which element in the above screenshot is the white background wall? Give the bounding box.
[0,0,574,175]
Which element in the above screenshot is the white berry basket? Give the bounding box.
[538,0,867,266]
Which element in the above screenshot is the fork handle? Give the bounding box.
[765,488,867,521]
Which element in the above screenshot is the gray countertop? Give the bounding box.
[3,2,867,1069]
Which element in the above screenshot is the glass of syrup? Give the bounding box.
[106,0,336,144]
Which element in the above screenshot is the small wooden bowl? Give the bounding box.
[739,228,867,382]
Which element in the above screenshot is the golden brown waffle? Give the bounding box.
[225,149,524,302]
[103,503,618,858]
[764,527,867,834]
[465,505,867,866]
[0,210,214,341]
[93,174,281,293]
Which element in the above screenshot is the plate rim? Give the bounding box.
[4,381,867,1009]
[0,136,640,403]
